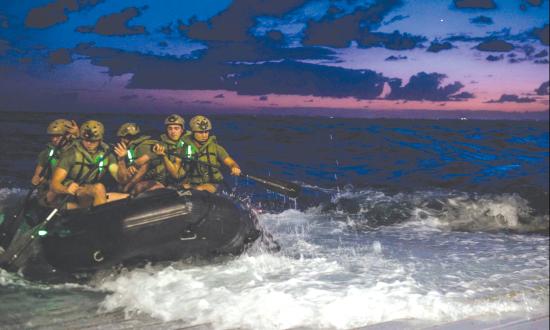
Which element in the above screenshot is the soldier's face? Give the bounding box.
[50,134,63,146]
[193,130,209,144]
[166,124,183,141]
[82,139,100,153]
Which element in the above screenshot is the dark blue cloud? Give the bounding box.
[486,94,537,103]
[427,41,453,53]
[383,14,409,25]
[486,54,503,61]
[385,55,407,61]
[303,0,425,50]
[178,0,308,42]
[470,15,493,25]
[520,0,545,11]
[48,48,72,65]
[535,81,549,95]
[386,72,472,101]
[73,45,387,99]
[534,49,548,57]
[452,91,476,99]
[76,7,147,36]
[532,24,549,45]
[454,0,497,9]
[25,0,105,29]
[475,39,514,52]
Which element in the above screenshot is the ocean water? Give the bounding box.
[0,111,548,329]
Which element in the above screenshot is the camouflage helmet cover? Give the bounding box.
[117,122,141,137]
[47,118,71,135]
[189,115,212,132]
[164,114,185,127]
[80,120,104,141]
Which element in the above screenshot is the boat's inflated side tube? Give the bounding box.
[37,189,260,272]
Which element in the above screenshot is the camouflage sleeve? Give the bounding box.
[56,149,77,172]
[215,144,230,161]
[37,148,49,167]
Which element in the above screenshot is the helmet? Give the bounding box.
[117,122,140,137]
[189,115,212,131]
[80,120,104,141]
[164,114,185,127]
[47,119,71,135]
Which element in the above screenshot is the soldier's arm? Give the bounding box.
[113,143,132,184]
[164,155,182,179]
[51,167,75,195]
[223,156,241,176]
[126,156,150,186]
[218,145,241,176]
[153,143,182,179]
[31,165,45,186]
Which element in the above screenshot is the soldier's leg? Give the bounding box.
[91,183,107,206]
[75,185,95,208]
[131,180,164,196]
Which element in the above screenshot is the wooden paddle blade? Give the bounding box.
[245,175,301,198]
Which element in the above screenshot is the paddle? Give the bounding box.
[0,148,113,268]
[0,133,71,248]
[177,155,301,198]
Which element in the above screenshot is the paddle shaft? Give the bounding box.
[169,152,300,198]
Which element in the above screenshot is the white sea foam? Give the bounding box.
[98,208,549,329]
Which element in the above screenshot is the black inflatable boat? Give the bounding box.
[0,188,263,280]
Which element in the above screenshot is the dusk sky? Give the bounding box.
[0,0,548,116]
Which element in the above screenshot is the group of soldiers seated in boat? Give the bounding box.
[32,115,241,210]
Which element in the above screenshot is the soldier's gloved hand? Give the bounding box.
[114,142,128,160]
[230,166,241,176]
[128,166,138,176]
[66,120,79,138]
[31,175,45,186]
[152,143,166,156]
[66,182,80,196]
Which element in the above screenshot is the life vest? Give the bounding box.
[64,142,111,186]
[157,133,195,183]
[183,136,224,185]
[42,140,75,179]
